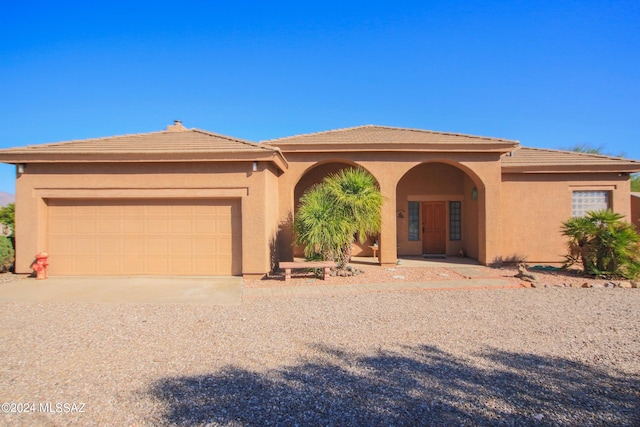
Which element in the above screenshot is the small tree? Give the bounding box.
[0,203,14,236]
[294,168,383,269]
[562,209,640,279]
[0,236,14,272]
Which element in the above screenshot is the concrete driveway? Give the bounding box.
[0,276,243,305]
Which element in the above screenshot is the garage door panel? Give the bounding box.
[74,205,97,215]
[97,204,120,215]
[74,219,96,234]
[75,238,97,254]
[170,219,192,234]
[122,257,145,274]
[147,257,170,274]
[194,219,214,233]
[98,238,120,254]
[97,257,122,274]
[97,218,121,233]
[170,205,192,215]
[171,239,192,254]
[70,257,98,275]
[47,199,242,276]
[122,219,144,234]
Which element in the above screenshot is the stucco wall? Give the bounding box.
[500,172,632,264]
[14,161,278,278]
[274,150,503,266]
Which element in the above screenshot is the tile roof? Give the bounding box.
[502,147,640,172]
[1,127,273,155]
[263,125,519,147]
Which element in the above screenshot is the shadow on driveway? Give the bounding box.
[148,344,640,426]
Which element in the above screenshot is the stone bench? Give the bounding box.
[278,261,337,281]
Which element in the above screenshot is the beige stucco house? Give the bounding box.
[1,121,639,278]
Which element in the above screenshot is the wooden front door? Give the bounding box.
[422,201,446,254]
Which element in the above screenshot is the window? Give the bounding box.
[408,201,420,241]
[450,201,461,240]
[572,191,610,217]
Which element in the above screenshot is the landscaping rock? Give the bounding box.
[617,281,633,289]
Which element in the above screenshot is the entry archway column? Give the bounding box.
[378,180,397,267]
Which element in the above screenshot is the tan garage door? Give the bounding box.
[47,199,242,276]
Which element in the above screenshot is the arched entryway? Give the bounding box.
[293,160,381,258]
[395,161,483,260]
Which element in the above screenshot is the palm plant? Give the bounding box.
[294,168,383,269]
[562,209,640,279]
[294,183,352,262]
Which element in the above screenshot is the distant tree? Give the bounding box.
[566,143,606,155]
[632,175,640,192]
[0,203,14,236]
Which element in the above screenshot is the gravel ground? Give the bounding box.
[1,279,639,426]
[243,263,622,289]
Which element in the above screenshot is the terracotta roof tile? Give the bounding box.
[2,127,272,155]
[262,125,518,146]
[502,147,640,172]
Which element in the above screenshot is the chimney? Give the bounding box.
[167,120,186,132]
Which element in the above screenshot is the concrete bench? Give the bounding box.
[279,261,337,281]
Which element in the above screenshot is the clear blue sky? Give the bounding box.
[1,0,639,194]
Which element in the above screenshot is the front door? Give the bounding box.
[422,201,446,254]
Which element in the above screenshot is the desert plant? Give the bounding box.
[0,203,14,236]
[294,183,353,262]
[294,168,383,269]
[0,235,15,272]
[562,209,640,279]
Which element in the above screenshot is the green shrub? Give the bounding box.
[562,209,640,279]
[0,203,14,236]
[0,235,14,273]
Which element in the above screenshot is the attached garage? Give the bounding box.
[47,200,242,276]
[0,121,286,278]
[47,199,242,276]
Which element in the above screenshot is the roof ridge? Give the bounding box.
[261,124,519,144]
[368,125,519,143]
[190,128,274,152]
[260,125,371,143]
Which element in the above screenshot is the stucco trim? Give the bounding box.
[34,188,249,199]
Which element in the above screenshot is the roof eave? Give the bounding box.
[0,150,289,172]
[502,164,640,174]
